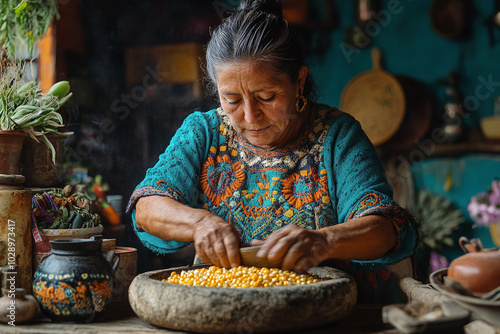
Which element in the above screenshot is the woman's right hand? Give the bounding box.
[135,196,241,268]
[193,215,242,268]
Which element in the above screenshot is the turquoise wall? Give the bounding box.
[221,0,500,259]
[309,0,500,128]
[306,0,500,259]
[412,155,500,258]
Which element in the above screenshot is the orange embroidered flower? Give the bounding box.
[348,193,384,220]
[359,193,381,210]
[201,155,246,206]
[281,168,329,209]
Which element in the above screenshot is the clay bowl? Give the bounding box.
[429,268,500,327]
[129,264,357,333]
[430,269,500,306]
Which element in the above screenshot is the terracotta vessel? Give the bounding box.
[32,235,117,323]
[0,288,39,324]
[112,246,137,302]
[448,237,500,296]
[20,134,66,187]
[0,131,27,175]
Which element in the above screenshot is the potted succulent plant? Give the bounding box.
[31,184,103,270]
[409,190,465,282]
[0,60,72,176]
[0,0,62,178]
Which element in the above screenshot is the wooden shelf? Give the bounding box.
[378,129,500,159]
[433,140,500,157]
[432,129,500,157]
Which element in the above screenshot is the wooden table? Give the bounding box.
[5,277,494,333]
[2,302,404,334]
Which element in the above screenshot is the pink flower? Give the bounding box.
[468,179,500,226]
[430,251,449,273]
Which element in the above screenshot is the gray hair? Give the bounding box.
[205,0,314,99]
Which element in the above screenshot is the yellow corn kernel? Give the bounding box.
[162,266,327,288]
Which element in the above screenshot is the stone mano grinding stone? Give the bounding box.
[128,265,357,333]
[239,246,281,268]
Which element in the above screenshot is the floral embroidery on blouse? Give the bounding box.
[197,108,336,244]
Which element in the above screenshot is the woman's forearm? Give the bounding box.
[135,195,212,242]
[321,215,397,261]
[135,195,242,267]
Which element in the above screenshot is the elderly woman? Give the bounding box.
[126,0,418,303]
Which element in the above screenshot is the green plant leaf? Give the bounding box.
[410,190,466,251]
[13,1,28,17]
[0,0,59,58]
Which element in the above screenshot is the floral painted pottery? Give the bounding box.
[32,235,117,323]
[447,237,500,296]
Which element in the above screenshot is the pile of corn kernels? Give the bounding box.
[163,266,327,288]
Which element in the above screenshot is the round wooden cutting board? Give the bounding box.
[340,48,405,146]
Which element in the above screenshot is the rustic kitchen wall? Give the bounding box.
[305,0,500,262]
[310,0,500,128]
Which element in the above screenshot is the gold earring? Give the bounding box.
[296,89,307,113]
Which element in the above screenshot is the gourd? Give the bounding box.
[447,237,500,296]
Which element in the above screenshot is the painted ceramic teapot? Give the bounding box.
[448,237,500,296]
[32,235,118,323]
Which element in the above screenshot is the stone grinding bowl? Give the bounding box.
[128,264,357,333]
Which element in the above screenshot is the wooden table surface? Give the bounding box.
[2,302,405,334]
[5,277,495,333]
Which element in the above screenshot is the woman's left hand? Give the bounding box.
[251,225,332,273]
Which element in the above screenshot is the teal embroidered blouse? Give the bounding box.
[126,104,418,303]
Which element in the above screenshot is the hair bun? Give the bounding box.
[238,0,283,19]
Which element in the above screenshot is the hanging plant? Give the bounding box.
[0,0,59,58]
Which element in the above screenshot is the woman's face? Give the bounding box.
[216,61,308,150]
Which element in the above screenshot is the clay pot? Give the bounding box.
[0,131,28,175]
[32,224,104,271]
[448,237,500,296]
[112,246,137,302]
[20,134,67,187]
[0,288,39,324]
[32,235,117,323]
